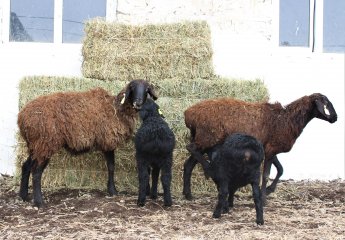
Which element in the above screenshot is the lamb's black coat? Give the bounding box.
[197,133,264,225]
[135,99,175,207]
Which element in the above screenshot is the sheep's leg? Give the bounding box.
[266,156,283,195]
[182,155,198,200]
[104,151,118,196]
[252,181,264,225]
[150,166,160,200]
[161,161,172,207]
[19,155,34,201]
[227,186,237,209]
[261,157,272,205]
[137,162,149,207]
[32,160,48,208]
[146,167,151,196]
[213,181,228,218]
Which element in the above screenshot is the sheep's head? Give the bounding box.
[138,98,164,121]
[121,79,158,110]
[313,93,337,123]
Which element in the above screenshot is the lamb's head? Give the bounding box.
[138,98,164,121]
[121,79,158,110]
[312,93,337,123]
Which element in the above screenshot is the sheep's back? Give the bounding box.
[135,118,175,155]
[18,88,134,159]
[184,98,271,149]
[210,134,264,188]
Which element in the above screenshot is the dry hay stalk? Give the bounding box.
[82,19,214,81]
[15,76,269,194]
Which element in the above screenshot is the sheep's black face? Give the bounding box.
[314,94,337,123]
[124,79,158,110]
[138,98,163,120]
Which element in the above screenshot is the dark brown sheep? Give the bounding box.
[183,93,338,203]
[18,79,157,207]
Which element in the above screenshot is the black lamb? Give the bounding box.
[194,133,265,225]
[135,99,176,207]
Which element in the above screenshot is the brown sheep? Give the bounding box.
[18,79,157,207]
[182,93,338,204]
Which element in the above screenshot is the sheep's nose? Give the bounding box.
[133,100,143,109]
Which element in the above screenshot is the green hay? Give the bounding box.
[82,19,214,81]
[15,76,269,194]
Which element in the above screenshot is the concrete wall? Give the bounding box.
[0,0,344,180]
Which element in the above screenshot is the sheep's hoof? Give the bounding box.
[108,188,118,196]
[137,201,145,207]
[266,186,275,195]
[19,192,29,202]
[212,212,221,218]
[256,219,264,225]
[164,199,172,207]
[222,206,229,214]
[184,193,193,201]
[150,193,158,200]
[34,200,45,209]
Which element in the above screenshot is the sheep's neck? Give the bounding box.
[269,98,314,155]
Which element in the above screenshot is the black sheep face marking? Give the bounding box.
[314,94,337,123]
[123,79,158,110]
[138,98,162,121]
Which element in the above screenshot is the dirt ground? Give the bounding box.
[0,174,344,240]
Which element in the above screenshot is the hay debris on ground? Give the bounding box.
[1,175,345,239]
[82,19,214,81]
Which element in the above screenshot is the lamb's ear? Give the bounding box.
[315,99,330,116]
[147,85,158,100]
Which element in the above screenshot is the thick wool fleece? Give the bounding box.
[18,88,137,164]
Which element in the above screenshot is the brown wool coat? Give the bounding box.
[184,95,319,160]
[18,88,137,164]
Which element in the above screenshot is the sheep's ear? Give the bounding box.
[120,93,126,105]
[315,99,330,116]
[121,85,132,105]
[158,108,165,118]
[148,85,158,100]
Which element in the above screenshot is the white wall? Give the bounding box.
[0,44,83,174]
[0,0,344,180]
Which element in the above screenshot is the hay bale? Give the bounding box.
[15,76,269,194]
[82,19,214,81]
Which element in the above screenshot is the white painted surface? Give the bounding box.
[0,0,344,180]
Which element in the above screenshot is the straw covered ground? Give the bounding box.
[82,19,214,81]
[15,76,268,194]
[1,174,344,239]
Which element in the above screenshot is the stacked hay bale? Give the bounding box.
[82,19,214,81]
[16,19,269,195]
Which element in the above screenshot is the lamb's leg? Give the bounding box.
[182,155,198,200]
[137,162,149,207]
[19,155,34,201]
[252,180,264,225]
[213,181,228,218]
[150,166,159,200]
[161,162,172,207]
[32,160,48,208]
[104,151,118,196]
[227,186,237,209]
[146,167,151,196]
[266,156,283,195]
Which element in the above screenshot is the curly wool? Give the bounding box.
[184,93,336,159]
[18,87,137,164]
